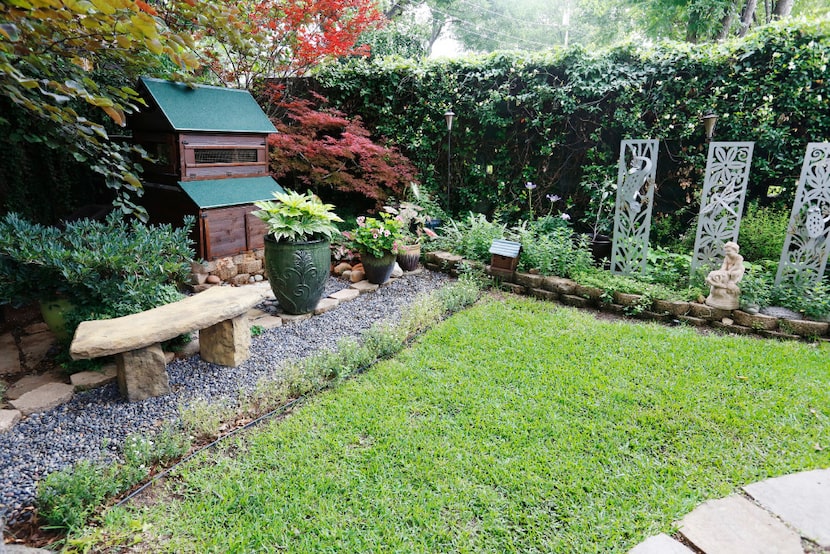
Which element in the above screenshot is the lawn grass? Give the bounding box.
[88,297,830,553]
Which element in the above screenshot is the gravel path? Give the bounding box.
[0,271,451,526]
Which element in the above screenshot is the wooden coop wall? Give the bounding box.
[201,204,268,260]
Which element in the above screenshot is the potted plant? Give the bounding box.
[253,190,342,315]
[346,213,404,284]
[383,184,439,271]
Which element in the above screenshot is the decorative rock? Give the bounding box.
[721,317,734,326]
[712,321,752,335]
[164,351,175,364]
[20,331,57,368]
[0,333,21,376]
[687,302,731,321]
[191,284,214,293]
[350,280,379,294]
[237,259,263,274]
[192,271,208,285]
[744,468,830,547]
[249,314,283,329]
[0,409,22,432]
[280,312,312,324]
[201,260,218,273]
[350,270,366,283]
[329,288,360,302]
[116,345,169,402]
[206,275,221,284]
[531,288,559,302]
[351,263,364,273]
[678,494,803,554]
[391,263,404,279]
[560,294,592,308]
[199,315,251,367]
[425,251,463,270]
[314,298,340,315]
[175,335,201,358]
[254,274,264,282]
[403,267,424,276]
[677,315,708,327]
[22,322,49,335]
[761,306,803,320]
[652,299,690,316]
[70,364,117,391]
[613,291,643,308]
[628,534,694,554]
[5,372,64,400]
[232,273,251,286]
[514,272,544,289]
[783,318,829,338]
[9,382,74,416]
[503,283,526,295]
[333,262,352,275]
[732,310,777,330]
[543,276,576,295]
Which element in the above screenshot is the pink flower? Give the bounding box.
[383,229,390,237]
[342,231,352,239]
[424,228,438,238]
[560,213,571,221]
[372,230,379,239]
[356,216,365,226]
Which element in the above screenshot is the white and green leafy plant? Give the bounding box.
[253,189,343,242]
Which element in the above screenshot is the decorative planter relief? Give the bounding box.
[610,139,659,276]
[775,143,830,288]
[263,235,331,315]
[690,142,754,275]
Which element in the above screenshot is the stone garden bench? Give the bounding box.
[70,286,267,402]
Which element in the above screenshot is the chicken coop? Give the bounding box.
[129,77,283,260]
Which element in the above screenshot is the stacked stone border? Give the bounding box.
[424,251,830,343]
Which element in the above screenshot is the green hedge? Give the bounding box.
[296,20,828,236]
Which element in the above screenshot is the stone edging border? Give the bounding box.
[423,251,830,343]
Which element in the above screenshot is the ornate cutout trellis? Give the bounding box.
[610,139,659,275]
[775,143,830,287]
[690,142,755,275]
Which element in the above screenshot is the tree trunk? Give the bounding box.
[772,0,793,18]
[738,0,758,37]
[428,11,447,52]
[716,0,740,40]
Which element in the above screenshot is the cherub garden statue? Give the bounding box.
[704,241,745,310]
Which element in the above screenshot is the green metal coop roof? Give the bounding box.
[139,77,277,134]
[179,176,285,209]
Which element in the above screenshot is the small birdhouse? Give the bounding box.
[489,239,521,271]
[129,77,283,260]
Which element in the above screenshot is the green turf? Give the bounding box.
[91,297,830,553]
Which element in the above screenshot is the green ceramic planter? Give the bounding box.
[39,298,75,341]
[264,235,331,315]
[362,251,397,284]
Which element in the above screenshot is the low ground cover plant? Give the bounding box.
[73,298,830,552]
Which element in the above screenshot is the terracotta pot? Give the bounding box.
[361,251,397,284]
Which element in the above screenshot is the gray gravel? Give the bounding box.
[0,271,451,526]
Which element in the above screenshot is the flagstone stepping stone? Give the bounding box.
[744,468,830,548]
[0,408,22,432]
[329,288,360,302]
[678,494,803,554]
[628,533,693,553]
[70,364,118,391]
[9,382,74,416]
[5,371,64,400]
[0,333,20,376]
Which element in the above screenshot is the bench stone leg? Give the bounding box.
[116,343,170,402]
[200,315,250,367]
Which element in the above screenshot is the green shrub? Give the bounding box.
[435,213,506,263]
[771,276,830,320]
[0,212,195,339]
[512,222,594,279]
[738,202,789,262]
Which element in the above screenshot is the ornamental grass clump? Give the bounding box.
[346,213,404,257]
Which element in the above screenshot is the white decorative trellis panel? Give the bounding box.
[610,139,659,275]
[775,143,830,287]
[690,142,755,275]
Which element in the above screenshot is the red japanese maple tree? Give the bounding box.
[198,0,385,88]
[268,93,418,208]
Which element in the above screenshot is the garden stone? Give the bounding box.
[678,315,708,327]
[70,364,117,391]
[503,283,526,295]
[5,372,63,400]
[314,298,339,315]
[199,316,250,367]
[652,299,689,316]
[0,333,20,376]
[514,272,544,289]
[628,534,693,554]
[20,330,57,368]
[733,310,777,330]
[678,494,802,554]
[543,276,576,295]
[391,263,404,279]
[574,283,603,301]
[333,262,352,275]
[279,312,312,324]
[760,306,802,320]
[206,275,221,284]
[249,313,282,329]
[744,468,830,547]
[351,281,379,294]
[9,382,74,416]
[782,318,828,338]
[329,288,360,302]
[117,345,169,402]
[0,409,22,432]
[560,294,592,309]
[425,251,463,270]
[350,269,366,282]
[531,288,558,302]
